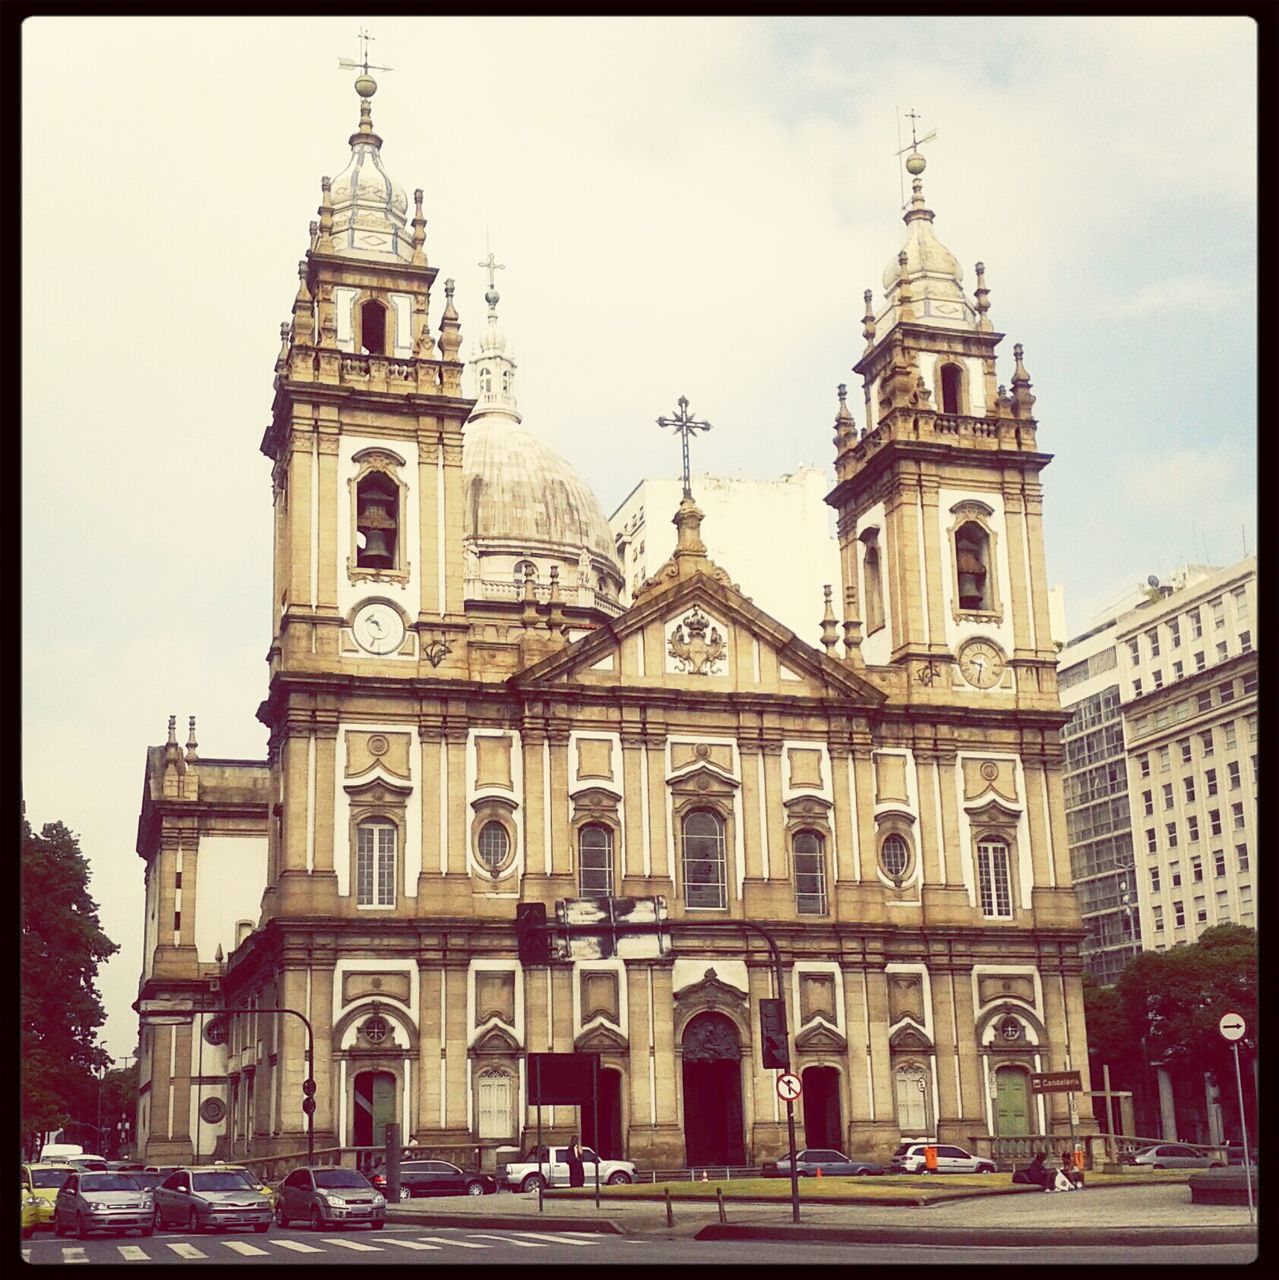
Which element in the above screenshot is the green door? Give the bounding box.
[354,1071,398,1148]
[994,1067,1031,1137]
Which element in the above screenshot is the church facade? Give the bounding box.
[133,73,1092,1170]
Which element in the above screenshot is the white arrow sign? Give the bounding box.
[1219,1012,1246,1042]
[776,1072,802,1102]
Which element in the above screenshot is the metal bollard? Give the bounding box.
[665,1186,674,1228]
[716,1186,726,1224]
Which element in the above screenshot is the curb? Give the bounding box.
[694,1223,1257,1247]
[384,1209,625,1235]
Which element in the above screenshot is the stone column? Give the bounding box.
[443,965,469,1132]
[417,963,443,1134]
[620,736,645,887]
[865,966,894,1124]
[645,736,670,883]
[277,968,309,1141]
[548,730,571,877]
[314,726,337,872]
[1023,485,1056,659]
[884,482,920,655]
[737,742,764,881]
[829,747,854,885]
[761,744,785,882]
[1157,1068,1178,1140]
[1044,752,1074,888]
[1021,753,1054,893]
[914,750,944,887]
[521,728,548,880]
[930,960,962,1134]
[316,430,340,612]
[310,963,336,1144]
[281,732,309,874]
[287,430,314,609]
[417,428,442,618]
[937,751,963,889]
[1000,483,1034,658]
[625,966,654,1132]
[441,438,466,617]
[851,747,877,877]
[919,476,949,652]
[445,727,469,877]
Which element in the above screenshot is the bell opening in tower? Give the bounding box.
[360,300,387,355]
[955,523,991,611]
[356,472,399,569]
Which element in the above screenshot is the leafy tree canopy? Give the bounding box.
[21,817,119,1142]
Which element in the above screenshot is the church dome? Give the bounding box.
[463,418,620,566]
[327,76,412,263]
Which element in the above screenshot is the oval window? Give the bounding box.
[881,833,909,879]
[478,821,511,871]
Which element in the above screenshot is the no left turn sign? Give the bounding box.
[1219,1012,1247,1042]
[776,1072,802,1101]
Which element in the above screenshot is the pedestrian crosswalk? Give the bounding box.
[28,1227,643,1264]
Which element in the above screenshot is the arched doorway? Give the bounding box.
[581,1067,624,1159]
[353,1070,397,1148]
[801,1066,842,1150]
[681,1012,745,1166]
[994,1065,1032,1137]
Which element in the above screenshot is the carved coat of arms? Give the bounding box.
[668,607,726,675]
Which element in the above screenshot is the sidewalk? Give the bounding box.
[384,1182,1257,1246]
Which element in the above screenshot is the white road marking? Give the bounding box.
[321,1236,383,1251]
[379,1237,441,1250]
[117,1244,150,1260]
[270,1238,325,1253]
[509,1231,599,1246]
[167,1242,208,1258]
[417,1235,490,1248]
[223,1239,270,1255]
[467,1232,546,1248]
[62,1246,89,1263]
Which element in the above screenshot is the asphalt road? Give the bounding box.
[19,1224,1256,1266]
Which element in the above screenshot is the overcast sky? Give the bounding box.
[23,16,1255,1062]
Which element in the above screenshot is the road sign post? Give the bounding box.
[1219,1012,1254,1223]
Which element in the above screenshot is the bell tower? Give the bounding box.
[827,140,1059,704]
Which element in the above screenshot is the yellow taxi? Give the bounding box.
[21,1164,75,1232]
[21,1184,41,1238]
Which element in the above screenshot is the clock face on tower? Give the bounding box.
[957,637,1005,689]
[352,601,405,655]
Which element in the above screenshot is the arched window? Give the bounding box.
[793,831,827,914]
[861,529,885,634]
[894,1061,932,1134]
[355,471,399,569]
[478,821,511,872]
[360,300,387,355]
[578,824,614,898]
[976,836,1013,918]
[514,559,537,583]
[477,1068,514,1140]
[480,367,492,395]
[682,810,727,909]
[356,819,396,907]
[501,369,511,392]
[940,363,963,415]
[954,521,991,611]
[881,833,910,882]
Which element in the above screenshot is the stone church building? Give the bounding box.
[134,71,1093,1170]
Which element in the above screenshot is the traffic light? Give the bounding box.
[759,997,789,1070]
[302,1097,317,1116]
[302,1078,317,1097]
[516,902,551,966]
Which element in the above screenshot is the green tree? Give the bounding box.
[21,817,119,1153]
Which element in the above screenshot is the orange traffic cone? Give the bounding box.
[815,1166,823,1179]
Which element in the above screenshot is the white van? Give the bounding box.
[38,1143,83,1163]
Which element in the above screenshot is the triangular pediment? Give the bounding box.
[795,1021,848,1053]
[888,1018,934,1052]
[470,1024,521,1055]
[963,797,1023,825]
[510,571,886,705]
[575,1022,629,1053]
[668,763,740,795]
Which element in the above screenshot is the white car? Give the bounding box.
[498,1146,636,1192]
[889,1142,995,1174]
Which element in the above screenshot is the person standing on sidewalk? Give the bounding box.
[566,1136,586,1188]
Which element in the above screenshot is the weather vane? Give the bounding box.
[894,107,937,207]
[338,26,393,78]
[657,396,712,500]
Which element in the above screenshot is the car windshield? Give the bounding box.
[80,1175,142,1192]
[314,1170,370,1189]
[131,1173,161,1189]
[31,1170,72,1188]
[891,1145,911,1157]
[192,1173,255,1191]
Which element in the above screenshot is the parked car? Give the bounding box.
[64,1155,109,1173]
[144,1166,182,1177]
[274,1166,386,1230]
[52,1172,153,1239]
[498,1145,637,1192]
[889,1143,996,1175]
[216,1164,275,1197]
[20,1164,76,1231]
[39,1143,83,1164]
[1122,1144,1223,1170]
[130,1172,163,1193]
[762,1148,883,1177]
[153,1166,273,1233]
[389,1160,497,1199]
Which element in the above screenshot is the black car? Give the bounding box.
[388,1161,497,1199]
[761,1148,883,1177]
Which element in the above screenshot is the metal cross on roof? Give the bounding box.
[894,106,937,206]
[338,26,393,76]
[478,251,505,292]
[656,396,712,500]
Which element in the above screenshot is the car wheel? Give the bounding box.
[76,1213,90,1241]
[188,1209,201,1234]
[853,1169,870,1176]
[465,1181,485,1197]
[153,1206,163,1232]
[606,1172,632,1186]
[310,1206,325,1232]
[521,1174,545,1193]
[275,1201,289,1228]
[398,1186,411,1202]
[1209,1162,1223,1169]
[977,1163,995,1175]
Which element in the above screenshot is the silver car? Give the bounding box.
[53,1172,153,1239]
[1124,1143,1224,1170]
[153,1166,273,1233]
[274,1166,386,1230]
